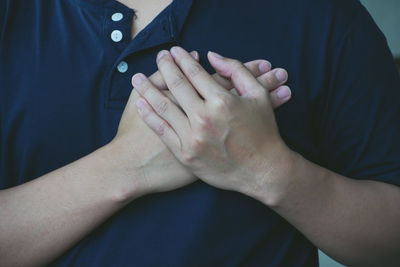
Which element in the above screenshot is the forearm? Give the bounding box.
[251,151,400,266]
[0,143,145,267]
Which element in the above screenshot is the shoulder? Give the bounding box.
[0,0,63,25]
[215,0,360,18]
[284,0,362,29]
[0,0,58,15]
[0,0,61,44]
[212,0,363,34]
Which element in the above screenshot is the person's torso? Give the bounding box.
[0,0,358,265]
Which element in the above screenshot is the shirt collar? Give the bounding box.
[114,0,195,61]
[72,0,130,10]
[70,0,195,50]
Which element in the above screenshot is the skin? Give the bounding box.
[0,54,290,266]
[118,0,173,39]
[134,46,400,267]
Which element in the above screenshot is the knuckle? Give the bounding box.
[190,134,206,153]
[181,142,200,164]
[140,111,150,121]
[137,104,151,119]
[181,152,196,165]
[156,120,168,136]
[266,71,278,84]
[194,113,213,131]
[213,92,235,111]
[170,73,187,89]
[141,85,153,98]
[154,99,169,115]
[185,62,203,78]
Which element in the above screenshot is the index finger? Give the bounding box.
[156,50,203,115]
[170,46,224,100]
[149,51,199,90]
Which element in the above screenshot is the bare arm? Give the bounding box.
[0,143,145,266]
[254,152,400,267]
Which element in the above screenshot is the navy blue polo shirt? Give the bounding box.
[1,0,400,266]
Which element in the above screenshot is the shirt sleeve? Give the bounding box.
[315,1,400,187]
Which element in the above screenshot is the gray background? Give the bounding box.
[361,0,400,58]
[319,0,399,266]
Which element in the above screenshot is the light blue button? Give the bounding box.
[111,30,123,42]
[111,13,123,22]
[117,61,128,73]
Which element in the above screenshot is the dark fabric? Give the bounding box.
[1,0,399,266]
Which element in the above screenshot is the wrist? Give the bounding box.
[242,142,300,207]
[104,138,195,202]
[96,140,149,203]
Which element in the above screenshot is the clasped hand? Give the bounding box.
[131,47,293,197]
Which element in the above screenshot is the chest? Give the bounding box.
[0,0,322,185]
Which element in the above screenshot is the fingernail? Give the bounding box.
[209,51,223,59]
[190,51,199,60]
[275,69,287,82]
[170,46,183,57]
[259,61,271,73]
[132,74,144,86]
[136,98,147,113]
[157,50,169,61]
[277,86,291,99]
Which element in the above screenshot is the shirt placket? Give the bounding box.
[103,0,194,109]
[101,3,134,104]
